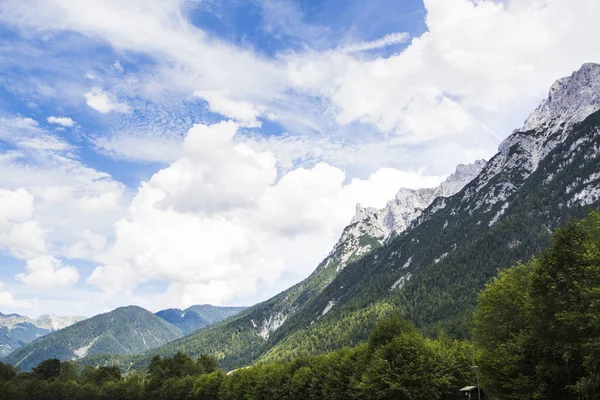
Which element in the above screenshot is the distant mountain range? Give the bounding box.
[0,313,85,357]
[83,62,600,372]
[2,304,245,371]
[155,305,245,335]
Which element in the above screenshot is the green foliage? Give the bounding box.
[0,317,475,399]
[32,359,61,380]
[474,211,600,399]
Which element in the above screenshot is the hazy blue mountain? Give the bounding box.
[155,305,246,334]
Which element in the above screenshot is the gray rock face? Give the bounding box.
[523,63,600,132]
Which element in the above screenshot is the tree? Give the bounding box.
[33,359,62,381]
[531,211,600,399]
[194,371,225,400]
[0,362,17,382]
[473,211,600,400]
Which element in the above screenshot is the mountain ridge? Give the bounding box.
[0,313,85,357]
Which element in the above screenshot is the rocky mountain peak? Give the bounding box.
[438,160,487,196]
[523,62,600,132]
[322,160,487,273]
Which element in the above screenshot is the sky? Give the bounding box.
[1,0,600,317]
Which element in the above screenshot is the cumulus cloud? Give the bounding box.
[0,188,48,260]
[89,122,444,308]
[47,116,75,127]
[0,117,126,264]
[16,255,79,290]
[85,88,131,114]
[0,282,36,309]
[7,221,47,260]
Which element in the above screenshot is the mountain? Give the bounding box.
[85,62,600,372]
[90,153,486,370]
[34,314,85,331]
[349,160,486,254]
[0,313,85,357]
[4,306,183,371]
[155,305,246,334]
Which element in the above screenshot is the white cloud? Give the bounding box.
[47,116,75,127]
[0,188,48,260]
[7,221,47,260]
[287,0,600,143]
[0,282,36,309]
[89,122,444,308]
[84,88,131,114]
[196,91,266,128]
[16,255,79,290]
[112,60,123,72]
[93,133,183,164]
[0,116,72,152]
[338,32,410,53]
[0,188,35,225]
[0,116,127,265]
[65,230,107,260]
[0,0,285,109]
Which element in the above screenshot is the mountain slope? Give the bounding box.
[256,62,600,362]
[94,158,484,370]
[155,305,246,334]
[4,306,183,371]
[0,313,85,357]
[83,62,600,372]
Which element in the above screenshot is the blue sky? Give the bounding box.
[0,0,599,317]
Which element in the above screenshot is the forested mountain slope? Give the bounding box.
[88,63,600,372]
[5,306,183,371]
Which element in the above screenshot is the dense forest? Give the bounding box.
[1,211,599,399]
[0,318,475,400]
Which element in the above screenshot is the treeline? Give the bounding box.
[0,318,476,400]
